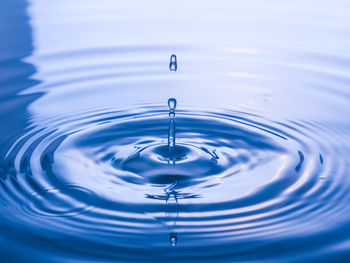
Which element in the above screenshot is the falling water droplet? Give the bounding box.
[169,54,177,72]
[168,98,177,118]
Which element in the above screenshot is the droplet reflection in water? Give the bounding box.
[170,232,178,247]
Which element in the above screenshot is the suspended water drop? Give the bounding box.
[169,54,177,72]
[168,98,177,118]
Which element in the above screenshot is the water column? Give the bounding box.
[167,54,179,246]
[167,52,178,165]
[168,98,177,165]
[165,99,179,246]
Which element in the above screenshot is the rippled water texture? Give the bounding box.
[1,0,350,262]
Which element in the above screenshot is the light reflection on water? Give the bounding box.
[1,0,350,262]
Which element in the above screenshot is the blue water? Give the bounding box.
[1,0,350,262]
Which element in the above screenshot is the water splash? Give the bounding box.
[1,0,350,261]
[169,54,177,72]
[1,102,347,261]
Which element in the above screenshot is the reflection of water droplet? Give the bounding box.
[170,233,177,247]
[169,54,177,72]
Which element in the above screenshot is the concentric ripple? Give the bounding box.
[1,95,350,261]
[2,2,350,259]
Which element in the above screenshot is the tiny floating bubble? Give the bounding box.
[169,54,177,72]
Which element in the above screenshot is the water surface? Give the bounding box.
[1,0,350,262]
